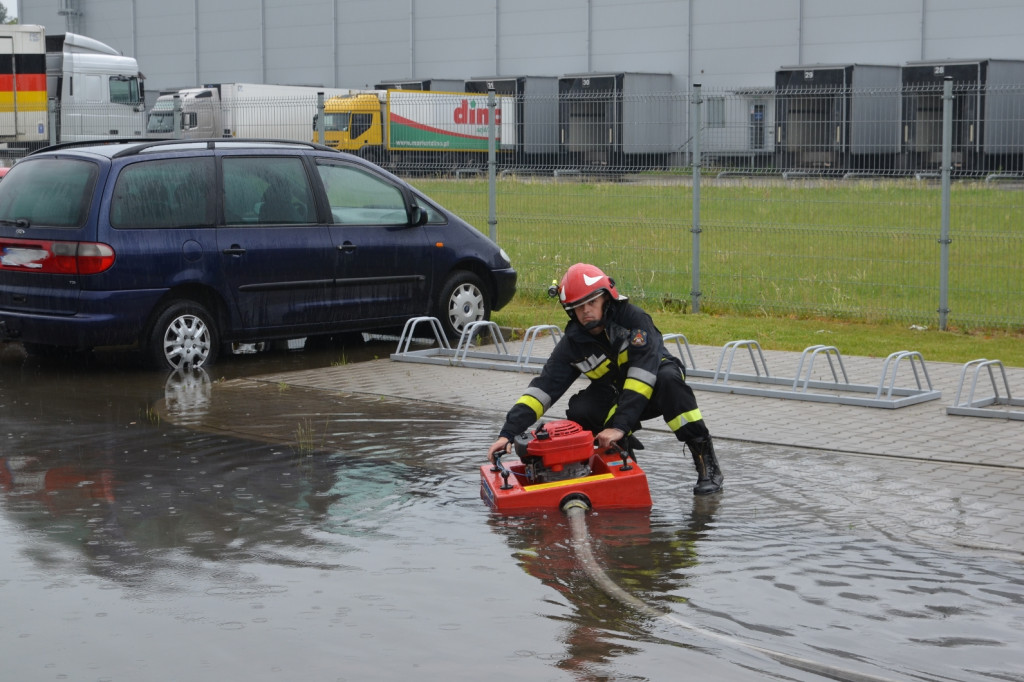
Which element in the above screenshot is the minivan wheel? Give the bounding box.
[148,301,220,371]
[436,271,489,340]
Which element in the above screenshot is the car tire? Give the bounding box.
[436,270,490,341]
[147,300,220,371]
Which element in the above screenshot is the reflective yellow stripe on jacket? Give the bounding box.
[623,366,657,400]
[514,386,553,420]
[575,354,612,380]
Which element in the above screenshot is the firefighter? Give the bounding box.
[486,263,724,495]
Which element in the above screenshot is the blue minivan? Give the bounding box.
[0,139,516,369]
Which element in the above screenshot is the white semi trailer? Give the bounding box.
[146,83,354,140]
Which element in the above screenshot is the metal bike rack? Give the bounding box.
[393,316,451,355]
[682,341,942,408]
[390,317,555,373]
[946,358,1024,420]
[793,345,849,391]
[454,320,510,364]
[515,325,562,370]
[393,321,942,409]
[710,339,770,381]
[663,333,698,370]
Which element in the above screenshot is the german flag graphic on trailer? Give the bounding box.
[0,53,48,110]
[0,26,49,142]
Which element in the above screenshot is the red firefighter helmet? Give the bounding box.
[557,263,619,312]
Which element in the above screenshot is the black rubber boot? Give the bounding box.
[687,437,724,495]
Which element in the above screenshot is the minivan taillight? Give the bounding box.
[0,240,116,275]
[66,242,117,275]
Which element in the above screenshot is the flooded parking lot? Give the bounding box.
[2,340,1022,681]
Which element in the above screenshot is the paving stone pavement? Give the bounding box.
[244,338,1024,555]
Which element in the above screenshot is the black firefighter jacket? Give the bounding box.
[498,299,679,440]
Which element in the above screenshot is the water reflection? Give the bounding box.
[162,366,213,425]
[487,503,729,678]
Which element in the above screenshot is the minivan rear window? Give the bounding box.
[110,157,216,229]
[0,158,98,228]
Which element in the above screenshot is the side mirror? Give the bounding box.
[409,205,429,227]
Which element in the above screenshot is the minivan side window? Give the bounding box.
[223,156,317,225]
[315,162,409,225]
[110,157,216,229]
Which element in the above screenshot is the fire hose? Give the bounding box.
[560,498,904,682]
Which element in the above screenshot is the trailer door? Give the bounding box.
[0,37,13,137]
[0,36,13,137]
[0,32,47,143]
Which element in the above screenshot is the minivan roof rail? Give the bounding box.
[28,138,155,156]
[109,138,342,159]
[28,138,341,159]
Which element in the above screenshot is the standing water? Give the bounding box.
[1,345,1022,681]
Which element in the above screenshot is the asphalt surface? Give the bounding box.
[245,332,1024,556]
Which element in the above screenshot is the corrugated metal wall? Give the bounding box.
[17,1,1024,101]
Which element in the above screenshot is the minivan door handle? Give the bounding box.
[337,242,357,254]
[222,245,247,256]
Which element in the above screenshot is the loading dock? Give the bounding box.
[775,64,901,172]
[557,72,675,171]
[902,59,1024,174]
[464,75,560,167]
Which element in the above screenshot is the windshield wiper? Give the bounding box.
[0,218,31,228]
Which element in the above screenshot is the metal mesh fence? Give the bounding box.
[402,84,1024,331]
[8,83,1022,330]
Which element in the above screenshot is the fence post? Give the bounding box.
[691,84,703,314]
[316,92,325,145]
[488,88,498,243]
[938,77,952,331]
[173,94,182,139]
[48,99,58,145]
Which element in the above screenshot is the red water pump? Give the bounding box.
[514,419,596,483]
[480,419,652,514]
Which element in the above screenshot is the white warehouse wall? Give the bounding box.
[16,0,1024,95]
[798,1,925,65]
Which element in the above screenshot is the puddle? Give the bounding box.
[1,347,1022,681]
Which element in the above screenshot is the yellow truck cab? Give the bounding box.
[320,92,385,153]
